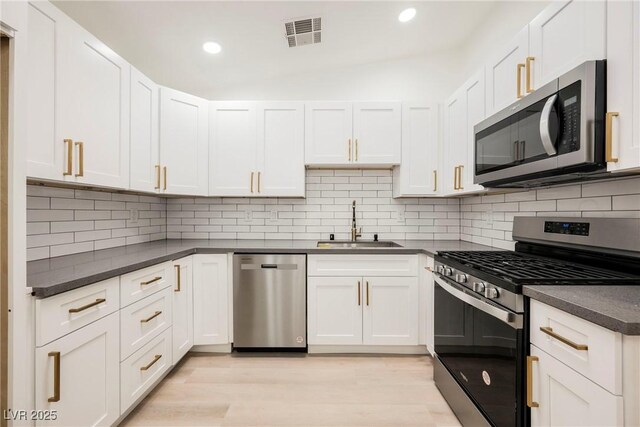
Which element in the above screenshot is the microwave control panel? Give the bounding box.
[557,81,581,154]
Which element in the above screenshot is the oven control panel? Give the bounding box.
[544,220,590,236]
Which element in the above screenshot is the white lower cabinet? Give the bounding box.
[120,327,173,413]
[193,254,229,345]
[172,256,194,362]
[529,345,623,427]
[35,312,120,427]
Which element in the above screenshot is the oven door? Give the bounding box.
[434,275,525,427]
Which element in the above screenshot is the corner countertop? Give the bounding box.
[27,239,493,298]
[523,285,640,335]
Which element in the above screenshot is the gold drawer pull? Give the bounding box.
[68,298,106,313]
[174,265,181,292]
[357,281,361,306]
[155,165,161,189]
[140,354,162,371]
[366,281,370,306]
[540,326,588,350]
[458,165,464,190]
[74,141,84,177]
[63,139,73,176]
[140,276,162,286]
[141,311,162,323]
[606,112,619,163]
[517,63,525,98]
[433,170,437,192]
[48,351,61,402]
[163,166,167,190]
[257,171,261,193]
[250,171,254,193]
[348,139,352,161]
[525,56,535,93]
[355,139,359,161]
[526,355,539,408]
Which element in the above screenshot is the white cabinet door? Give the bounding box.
[172,256,193,363]
[304,102,353,166]
[606,0,640,173]
[362,276,419,346]
[529,0,606,91]
[256,102,305,197]
[57,16,130,189]
[485,25,529,115]
[353,102,401,165]
[462,69,486,193]
[393,104,439,197]
[129,67,159,193]
[35,312,119,427]
[443,89,465,195]
[530,346,623,427]
[26,1,66,181]
[307,277,363,345]
[159,87,208,195]
[209,102,257,196]
[423,257,435,356]
[192,254,229,345]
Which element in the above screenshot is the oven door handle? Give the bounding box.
[539,94,558,156]
[434,275,523,329]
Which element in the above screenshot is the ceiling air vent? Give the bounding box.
[284,16,322,48]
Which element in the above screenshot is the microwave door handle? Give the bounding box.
[433,275,522,329]
[539,94,558,156]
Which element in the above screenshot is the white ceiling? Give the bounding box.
[53,1,499,99]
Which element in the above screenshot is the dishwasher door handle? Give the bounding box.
[261,264,278,269]
[240,263,300,270]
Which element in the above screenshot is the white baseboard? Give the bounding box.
[190,343,232,353]
[308,345,428,355]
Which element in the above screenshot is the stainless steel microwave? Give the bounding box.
[474,60,606,188]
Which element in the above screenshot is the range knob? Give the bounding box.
[437,265,446,275]
[455,273,468,284]
[444,267,453,277]
[472,282,486,293]
[484,287,500,299]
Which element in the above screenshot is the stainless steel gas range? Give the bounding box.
[432,216,640,427]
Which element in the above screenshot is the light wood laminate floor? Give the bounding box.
[121,353,461,427]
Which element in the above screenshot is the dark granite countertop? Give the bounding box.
[524,285,640,335]
[27,239,493,298]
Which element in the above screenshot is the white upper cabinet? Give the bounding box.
[27,1,130,188]
[485,25,529,116]
[352,102,401,165]
[209,102,257,196]
[443,88,465,195]
[305,101,400,167]
[462,69,486,193]
[392,104,440,197]
[159,87,209,196]
[528,0,606,91]
[305,102,353,166]
[256,102,305,197]
[129,67,159,193]
[606,0,640,173]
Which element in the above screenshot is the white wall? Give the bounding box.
[211,52,466,103]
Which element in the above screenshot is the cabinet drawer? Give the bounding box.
[120,327,172,414]
[120,287,172,361]
[120,262,173,308]
[530,300,622,395]
[36,278,119,347]
[308,255,418,277]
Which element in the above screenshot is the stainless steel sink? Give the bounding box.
[316,240,403,248]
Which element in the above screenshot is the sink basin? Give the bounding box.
[316,240,403,248]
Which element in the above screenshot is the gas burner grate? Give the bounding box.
[438,251,640,285]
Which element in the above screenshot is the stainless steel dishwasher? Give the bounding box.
[233,254,306,349]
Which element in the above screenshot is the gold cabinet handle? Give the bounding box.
[526,355,539,408]
[68,298,106,314]
[140,276,162,286]
[155,165,161,189]
[48,351,61,402]
[140,310,162,323]
[517,63,525,98]
[525,57,535,93]
[163,166,167,190]
[355,139,359,161]
[250,171,254,193]
[357,281,361,306]
[606,112,619,163]
[348,139,352,161]
[63,139,73,176]
[539,326,588,350]
[366,281,370,306]
[140,354,162,371]
[433,170,438,192]
[458,165,464,190]
[453,166,459,190]
[174,265,181,292]
[257,171,261,193]
[74,141,84,177]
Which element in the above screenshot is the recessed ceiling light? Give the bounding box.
[398,8,416,23]
[202,41,222,54]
